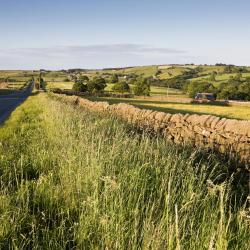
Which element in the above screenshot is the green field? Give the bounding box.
[46,81,74,89]
[0,93,248,248]
[43,71,69,82]
[101,65,158,78]
[105,83,184,96]
[89,96,250,120]
[191,72,250,85]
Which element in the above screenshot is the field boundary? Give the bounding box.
[49,93,250,164]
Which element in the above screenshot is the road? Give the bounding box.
[0,83,33,124]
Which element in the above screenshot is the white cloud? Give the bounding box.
[0,44,188,69]
[0,44,186,57]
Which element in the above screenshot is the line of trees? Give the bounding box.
[185,76,250,100]
[72,76,107,93]
[72,74,151,96]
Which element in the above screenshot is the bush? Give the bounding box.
[112,81,130,93]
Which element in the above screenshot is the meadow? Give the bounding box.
[46,81,74,90]
[89,96,250,120]
[0,93,249,249]
[105,83,184,96]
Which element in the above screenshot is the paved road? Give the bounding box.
[0,83,33,124]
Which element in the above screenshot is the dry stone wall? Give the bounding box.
[51,94,250,164]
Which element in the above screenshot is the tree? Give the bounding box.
[110,74,119,83]
[133,78,151,96]
[234,72,242,81]
[237,82,250,100]
[209,72,216,81]
[155,70,162,76]
[35,81,40,90]
[217,77,250,100]
[112,81,130,93]
[40,77,45,89]
[79,75,89,82]
[87,77,106,93]
[72,81,87,92]
[187,81,216,98]
[128,78,137,85]
[224,65,234,73]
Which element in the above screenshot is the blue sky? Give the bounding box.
[0,0,250,69]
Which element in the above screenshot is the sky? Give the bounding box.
[0,0,250,69]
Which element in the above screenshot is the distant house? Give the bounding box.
[195,93,216,101]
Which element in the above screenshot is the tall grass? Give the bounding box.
[0,94,249,249]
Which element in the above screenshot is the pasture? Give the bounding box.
[46,81,74,90]
[89,96,250,120]
[105,83,184,96]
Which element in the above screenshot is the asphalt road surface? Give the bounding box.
[0,83,33,124]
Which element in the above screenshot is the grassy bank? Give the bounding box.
[0,94,249,249]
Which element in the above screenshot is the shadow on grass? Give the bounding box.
[134,104,240,119]
[87,96,239,120]
[89,96,230,107]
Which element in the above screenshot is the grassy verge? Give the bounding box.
[0,94,249,249]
